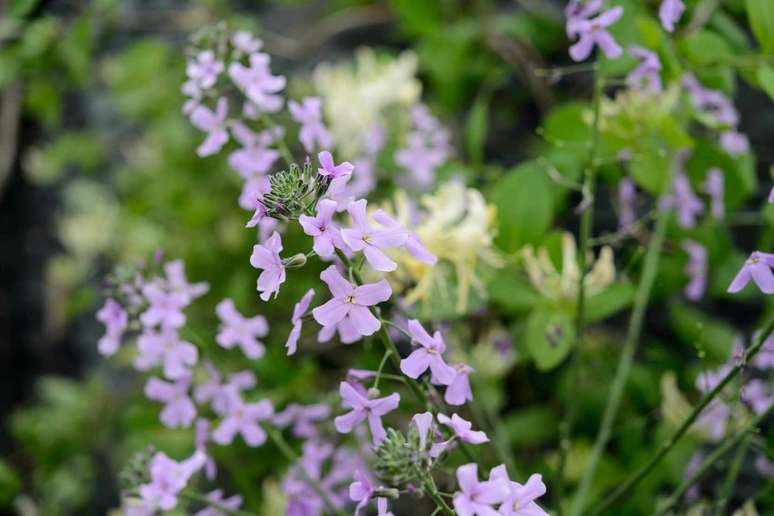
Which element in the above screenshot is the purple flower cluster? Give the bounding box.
[395,104,451,190]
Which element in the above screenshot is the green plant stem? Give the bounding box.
[422,472,455,515]
[570,168,675,516]
[555,62,603,514]
[590,314,774,516]
[713,434,751,516]
[181,491,258,516]
[372,349,393,391]
[655,403,773,515]
[267,428,347,516]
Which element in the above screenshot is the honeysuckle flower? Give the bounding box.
[720,130,750,156]
[290,97,333,153]
[299,199,345,258]
[139,451,206,511]
[273,403,331,439]
[446,364,474,406]
[135,327,198,379]
[145,376,196,428]
[665,172,704,228]
[140,283,188,329]
[229,53,285,113]
[341,199,406,271]
[190,97,230,157]
[627,46,662,93]
[659,0,685,32]
[194,363,256,416]
[683,73,739,126]
[431,413,489,458]
[231,31,262,54]
[228,123,280,179]
[286,288,315,355]
[318,318,361,344]
[334,381,400,444]
[452,463,511,516]
[212,396,274,446]
[164,259,209,303]
[682,240,707,301]
[312,265,392,337]
[194,489,244,516]
[567,5,623,62]
[702,168,725,220]
[215,298,269,359]
[317,150,354,179]
[727,251,774,294]
[411,411,434,449]
[349,469,374,515]
[617,178,637,232]
[488,465,548,516]
[400,319,455,384]
[187,50,223,89]
[250,231,286,301]
[743,379,773,415]
[96,298,128,356]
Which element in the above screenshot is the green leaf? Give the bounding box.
[503,406,559,445]
[526,308,575,371]
[465,90,489,164]
[756,64,774,102]
[586,281,636,322]
[487,267,542,313]
[746,0,774,53]
[669,302,736,363]
[491,161,554,252]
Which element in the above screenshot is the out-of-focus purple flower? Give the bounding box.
[334,381,400,445]
[753,333,774,369]
[446,364,474,406]
[769,186,774,204]
[627,46,662,93]
[289,97,333,153]
[229,53,285,113]
[215,299,268,359]
[187,50,223,90]
[231,31,262,55]
[693,399,730,441]
[194,362,256,416]
[395,132,448,190]
[323,175,356,213]
[317,151,354,179]
[283,442,351,516]
[140,283,188,329]
[400,319,455,385]
[453,463,511,516]
[286,288,315,355]
[240,175,271,212]
[195,419,217,480]
[696,364,732,394]
[659,0,685,32]
[702,168,724,220]
[212,396,274,447]
[664,172,704,228]
[567,5,624,62]
[164,260,208,303]
[273,403,330,439]
[145,376,196,428]
[683,73,739,126]
[182,79,201,115]
[194,489,244,516]
[377,498,394,516]
[349,469,374,515]
[683,451,704,502]
[431,413,489,458]
[312,265,391,337]
[229,123,280,179]
[488,465,549,516]
[565,0,603,36]
[755,455,774,478]
[96,298,128,356]
[135,327,198,379]
[743,379,773,415]
[412,411,434,450]
[250,231,286,301]
[190,97,230,157]
[299,199,345,258]
[318,318,362,345]
[720,130,750,156]
[682,240,707,301]
[139,450,206,511]
[727,251,774,294]
[341,200,404,272]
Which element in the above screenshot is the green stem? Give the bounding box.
[655,403,774,515]
[713,434,751,516]
[423,473,455,515]
[372,349,393,391]
[570,164,675,516]
[181,490,258,516]
[590,314,774,516]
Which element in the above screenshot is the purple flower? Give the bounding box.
[289,97,333,153]
[682,240,707,301]
[299,199,345,258]
[212,396,274,447]
[769,186,774,204]
[195,419,217,480]
[431,413,489,458]
[231,31,262,54]
[488,465,548,516]
[412,411,434,450]
[135,327,198,379]
[164,260,208,303]
[272,403,330,439]
[743,379,773,415]
[228,53,285,113]
[693,399,730,441]
[312,265,391,338]
[371,210,437,265]
[627,46,662,93]
[194,489,244,516]
[317,150,354,179]
[228,123,280,179]
[348,469,374,515]
[377,498,394,516]
[617,178,637,233]
[753,333,774,369]
[400,319,455,385]
[755,455,774,478]
[250,231,286,301]
[446,364,474,406]
[565,0,603,37]
[665,172,704,228]
[187,50,223,90]
[240,175,271,212]
[190,97,229,157]
[394,132,448,190]
[139,451,206,511]
[702,168,724,220]
[452,463,511,516]
[683,73,739,126]
[333,381,400,445]
[96,298,128,356]
[318,318,362,345]
[286,288,315,355]
[194,363,256,416]
[145,376,196,428]
[659,0,685,33]
[567,6,624,62]
[720,130,749,156]
[341,200,406,272]
[215,298,269,359]
[140,283,188,329]
[728,251,774,294]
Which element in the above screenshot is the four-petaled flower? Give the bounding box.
[145,376,197,428]
[452,463,511,516]
[228,53,286,113]
[446,364,474,406]
[728,251,774,294]
[141,283,188,329]
[212,396,274,447]
[348,469,374,515]
[289,98,333,153]
[400,319,455,384]
[231,31,262,55]
[215,298,269,359]
[488,465,549,516]
[334,381,400,444]
[341,199,407,272]
[187,50,223,89]
[250,231,286,301]
[627,46,662,93]
[96,298,128,356]
[139,451,206,512]
[317,150,354,179]
[272,402,330,439]
[299,199,345,258]
[190,97,230,157]
[567,5,624,62]
[431,413,489,458]
[135,326,198,379]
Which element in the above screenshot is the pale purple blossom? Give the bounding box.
[659,0,685,33]
[727,251,774,294]
[240,175,271,212]
[755,455,774,478]
[96,298,128,356]
[334,381,400,445]
[371,210,437,265]
[720,130,749,156]
[683,73,739,126]
[194,489,244,516]
[231,31,262,55]
[164,259,208,303]
[286,288,315,355]
[212,396,274,447]
[753,334,774,369]
[377,498,393,516]
[627,46,662,93]
[187,50,223,90]
[318,318,362,345]
[182,79,201,115]
[135,327,198,379]
[769,186,774,204]
[228,123,280,179]
[272,403,330,439]
[250,231,286,301]
[431,413,489,458]
[565,0,603,38]
[488,465,548,516]
[229,53,285,113]
[349,469,374,515]
[341,199,406,272]
[665,172,704,228]
[317,150,354,179]
[684,451,704,502]
[145,376,197,428]
[395,132,448,190]
[400,319,455,385]
[412,411,434,450]
[140,283,188,329]
[567,5,624,62]
[702,168,724,220]
[299,199,345,258]
[194,363,256,416]
[617,178,637,233]
[139,451,206,512]
[453,463,511,516]
[190,97,230,157]
[289,97,333,153]
[682,240,707,301]
[283,442,352,516]
[446,364,474,406]
[215,298,269,359]
[693,399,730,441]
[743,379,773,415]
[312,265,391,337]
[195,419,217,480]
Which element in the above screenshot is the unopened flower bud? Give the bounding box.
[283,253,307,269]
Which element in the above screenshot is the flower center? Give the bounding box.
[344,294,356,304]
